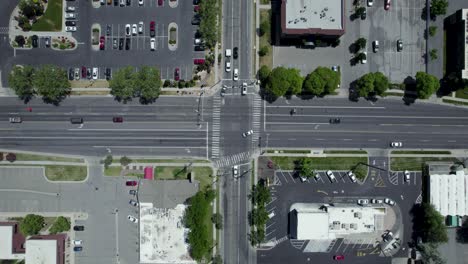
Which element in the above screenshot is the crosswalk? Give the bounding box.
[0,27,8,35]
[251,94,262,147]
[214,151,251,168]
[211,95,222,159]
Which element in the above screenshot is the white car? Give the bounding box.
[129,199,138,206]
[138,21,143,34]
[242,130,253,138]
[233,68,239,81]
[92,67,98,80]
[127,215,138,223]
[326,170,336,182]
[65,26,77,32]
[233,165,239,177]
[367,0,373,6]
[404,170,410,182]
[120,0,125,6]
[241,82,247,95]
[314,173,321,181]
[132,24,137,35]
[361,51,367,64]
[125,24,131,36]
[150,38,155,51]
[73,240,82,245]
[225,61,231,72]
[225,49,232,57]
[371,199,383,204]
[65,13,76,19]
[9,117,22,123]
[357,199,369,205]
[139,0,144,5]
[384,198,395,206]
[391,141,402,148]
[66,6,76,12]
[300,176,307,182]
[348,171,357,182]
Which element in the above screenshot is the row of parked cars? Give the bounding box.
[68,67,112,81]
[357,197,396,206]
[300,170,357,183]
[126,180,139,223]
[65,6,78,32]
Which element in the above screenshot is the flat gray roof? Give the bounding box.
[285,0,343,30]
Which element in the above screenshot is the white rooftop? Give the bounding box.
[430,170,468,216]
[0,226,24,260]
[292,203,386,240]
[139,203,195,264]
[285,0,342,30]
[462,9,468,79]
[25,239,57,264]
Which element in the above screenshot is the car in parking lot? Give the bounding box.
[92,68,98,80]
[81,66,86,78]
[127,215,138,223]
[241,82,247,95]
[404,170,410,182]
[347,171,357,182]
[129,199,139,206]
[132,24,137,35]
[86,68,91,79]
[373,40,379,53]
[106,25,111,36]
[390,141,402,148]
[65,26,76,32]
[31,35,38,48]
[138,22,143,34]
[384,0,391,10]
[233,47,238,59]
[73,225,84,231]
[74,68,80,80]
[119,38,124,50]
[242,130,253,137]
[120,0,125,6]
[65,13,76,19]
[233,68,239,81]
[126,180,138,186]
[191,15,201,25]
[329,118,340,124]
[174,68,180,81]
[225,61,231,72]
[384,198,395,206]
[112,116,123,123]
[383,230,394,241]
[113,39,118,49]
[129,189,137,195]
[357,199,369,205]
[371,199,384,204]
[150,21,155,37]
[194,45,205,51]
[150,38,155,51]
[125,38,130,50]
[397,39,403,51]
[125,24,131,36]
[74,246,83,252]
[73,240,82,245]
[314,173,321,181]
[126,0,131,5]
[361,51,367,64]
[139,0,144,5]
[361,7,367,19]
[326,170,336,182]
[233,165,239,177]
[158,0,163,5]
[9,117,22,123]
[66,6,76,12]
[68,68,74,80]
[71,117,84,124]
[44,36,50,48]
[99,36,105,50]
[367,0,373,6]
[193,0,200,4]
[333,255,344,261]
[65,21,76,26]
[194,58,205,65]
[105,68,112,80]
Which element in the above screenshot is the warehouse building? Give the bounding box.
[429,169,468,217]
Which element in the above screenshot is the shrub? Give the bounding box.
[163,80,171,87]
[15,35,26,47]
[6,153,16,162]
[178,80,186,88]
[19,214,44,236]
[120,156,132,166]
[48,216,70,234]
[258,46,269,57]
[0,153,3,161]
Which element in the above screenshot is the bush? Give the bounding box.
[258,46,269,57]
[22,22,32,31]
[15,35,26,47]
[103,155,113,169]
[429,26,437,37]
[0,153,3,161]
[178,80,186,88]
[163,80,171,87]
[259,20,270,37]
[19,214,44,236]
[6,153,16,162]
[169,40,176,45]
[211,213,223,229]
[120,156,132,166]
[48,216,70,234]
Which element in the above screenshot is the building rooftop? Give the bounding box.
[25,239,57,264]
[0,223,26,260]
[281,0,345,36]
[429,169,468,216]
[462,9,468,79]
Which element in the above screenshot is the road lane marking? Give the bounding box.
[0,189,58,196]
[266,106,386,109]
[0,136,206,140]
[68,128,206,132]
[266,114,468,119]
[93,146,207,149]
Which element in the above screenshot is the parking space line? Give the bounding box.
[278,170,289,184]
[266,222,275,229]
[335,239,344,252]
[342,240,350,252]
[265,229,276,238]
[287,172,295,183]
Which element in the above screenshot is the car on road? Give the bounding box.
[397,39,403,52]
[92,67,98,80]
[129,199,139,206]
[65,13,76,19]
[360,51,367,64]
[126,180,138,186]
[233,68,239,81]
[150,21,155,37]
[129,190,137,195]
[125,24,131,36]
[233,165,239,177]
[225,49,232,57]
[127,215,138,223]
[367,0,373,6]
[373,40,379,53]
[74,246,83,252]
[242,130,253,138]
[132,24,137,35]
[65,26,77,32]
[174,68,180,81]
[384,198,395,206]
[384,0,391,10]
[125,38,130,50]
[9,117,22,123]
[333,255,344,260]
[225,61,231,72]
[99,36,105,50]
[347,171,357,182]
[326,170,336,182]
[241,82,247,95]
[404,170,410,182]
[233,47,238,59]
[112,116,123,123]
[357,199,369,205]
[371,199,383,204]
[390,141,402,148]
[138,21,143,34]
[65,21,76,26]
[74,68,80,80]
[73,225,84,231]
[66,6,76,12]
[329,118,340,124]
[73,240,82,245]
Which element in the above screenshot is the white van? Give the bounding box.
[268,211,275,219]
[225,49,232,57]
[150,38,155,51]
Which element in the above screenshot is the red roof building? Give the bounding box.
[144,166,154,180]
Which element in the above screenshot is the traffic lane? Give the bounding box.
[263,131,467,149]
[0,121,209,130]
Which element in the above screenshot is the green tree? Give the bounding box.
[120,156,132,166]
[251,184,271,205]
[430,0,448,16]
[265,67,303,98]
[211,213,223,229]
[212,254,223,264]
[355,37,367,51]
[299,158,314,178]
[258,46,269,57]
[429,26,437,37]
[429,49,438,60]
[33,65,70,103]
[109,66,136,102]
[356,73,375,97]
[199,0,218,48]
[303,72,325,95]
[419,203,448,243]
[251,206,269,227]
[315,67,340,94]
[355,52,367,62]
[49,216,70,234]
[259,20,270,37]
[415,72,440,99]
[372,72,389,96]
[19,214,44,236]
[418,243,446,264]
[8,65,35,100]
[103,155,113,169]
[258,65,271,84]
[134,66,161,103]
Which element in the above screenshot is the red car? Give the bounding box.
[194,5,199,12]
[113,117,123,123]
[174,68,180,81]
[384,0,390,10]
[150,21,155,37]
[81,66,87,78]
[158,0,163,6]
[99,36,105,50]
[333,255,344,261]
[126,180,138,186]
[194,58,205,65]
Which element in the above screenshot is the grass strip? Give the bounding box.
[154,166,213,190]
[259,10,272,68]
[392,150,451,155]
[104,166,122,176]
[132,159,210,163]
[44,165,87,181]
[267,149,310,154]
[442,98,468,106]
[455,87,468,100]
[31,0,62,31]
[324,150,367,154]
[14,153,83,163]
[390,157,459,171]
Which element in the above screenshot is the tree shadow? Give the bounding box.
[456,218,468,243]
[402,76,418,105]
[409,204,424,242]
[348,80,359,102]
[42,96,66,106]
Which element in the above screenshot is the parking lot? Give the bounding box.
[272,0,426,93]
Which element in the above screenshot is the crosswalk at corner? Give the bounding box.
[0,27,8,35]
[251,95,262,147]
[211,95,222,159]
[214,151,251,168]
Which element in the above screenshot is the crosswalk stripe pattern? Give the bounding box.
[291,239,307,250]
[214,151,251,168]
[374,175,386,187]
[251,95,262,147]
[0,27,8,34]
[211,95,222,159]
